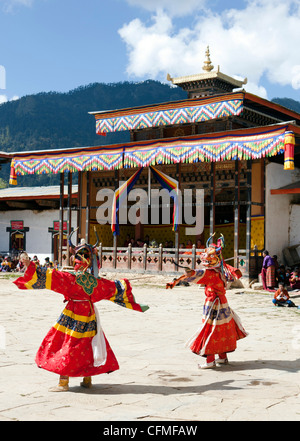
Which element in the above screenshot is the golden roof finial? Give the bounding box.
[202,46,214,72]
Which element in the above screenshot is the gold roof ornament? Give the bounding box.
[202,46,214,72]
[166,45,247,97]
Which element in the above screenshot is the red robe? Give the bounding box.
[14,262,148,377]
[185,268,248,357]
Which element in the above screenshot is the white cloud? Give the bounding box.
[0,0,34,12]
[0,94,8,105]
[119,0,300,99]
[125,0,206,17]
[0,94,19,104]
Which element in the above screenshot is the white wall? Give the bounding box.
[290,204,300,245]
[266,163,300,261]
[0,209,77,263]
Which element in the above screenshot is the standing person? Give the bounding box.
[14,230,149,392]
[166,233,248,369]
[261,250,276,291]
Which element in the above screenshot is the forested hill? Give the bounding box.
[0,80,186,154]
[0,80,187,186]
[0,79,299,186]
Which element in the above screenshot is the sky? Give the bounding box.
[1,0,300,105]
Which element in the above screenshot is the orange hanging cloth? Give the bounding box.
[9,160,17,185]
[284,131,295,171]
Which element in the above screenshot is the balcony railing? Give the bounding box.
[98,243,204,274]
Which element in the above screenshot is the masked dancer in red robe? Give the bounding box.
[14,229,149,391]
[167,233,247,369]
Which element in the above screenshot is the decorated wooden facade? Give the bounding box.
[5,50,300,277]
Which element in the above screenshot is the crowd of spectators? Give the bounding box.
[0,253,58,273]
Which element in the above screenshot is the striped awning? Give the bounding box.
[92,93,244,135]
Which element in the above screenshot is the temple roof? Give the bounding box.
[167,67,247,91]
[0,185,78,200]
[167,46,247,97]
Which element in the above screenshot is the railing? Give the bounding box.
[98,243,264,277]
[98,243,205,274]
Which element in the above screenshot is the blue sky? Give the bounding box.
[1,0,300,104]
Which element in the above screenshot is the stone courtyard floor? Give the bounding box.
[0,272,300,421]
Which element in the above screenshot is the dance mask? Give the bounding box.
[69,227,100,276]
[199,233,225,269]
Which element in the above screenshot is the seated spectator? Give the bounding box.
[277,265,287,286]
[33,255,40,267]
[183,240,193,255]
[123,234,131,247]
[130,238,137,247]
[186,240,193,249]
[289,267,300,290]
[44,257,53,268]
[136,238,144,248]
[149,240,158,248]
[179,243,185,254]
[196,239,203,255]
[0,256,12,272]
[272,283,296,307]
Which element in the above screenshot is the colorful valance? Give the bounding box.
[122,126,287,168]
[95,96,243,134]
[10,146,124,180]
[9,126,293,185]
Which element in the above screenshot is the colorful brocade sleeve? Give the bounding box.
[184,269,206,284]
[14,262,78,298]
[93,278,149,312]
[14,262,50,291]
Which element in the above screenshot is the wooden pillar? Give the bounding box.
[85,171,90,243]
[113,169,119,269]
[245,160,252,277]
[262,159,266,249]
[209,162,215,236]
[234,160,240,268]
[174,163,181,271]
[59,172,64,267]
[66,173,72,265]
[77,171,82,244]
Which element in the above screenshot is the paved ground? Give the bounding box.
[0,272,300,421]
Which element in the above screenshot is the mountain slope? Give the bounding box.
[0,80,186,185]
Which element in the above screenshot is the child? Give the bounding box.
[277,264,287,286]
[272,283,296,307]
[289,267,300,290]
